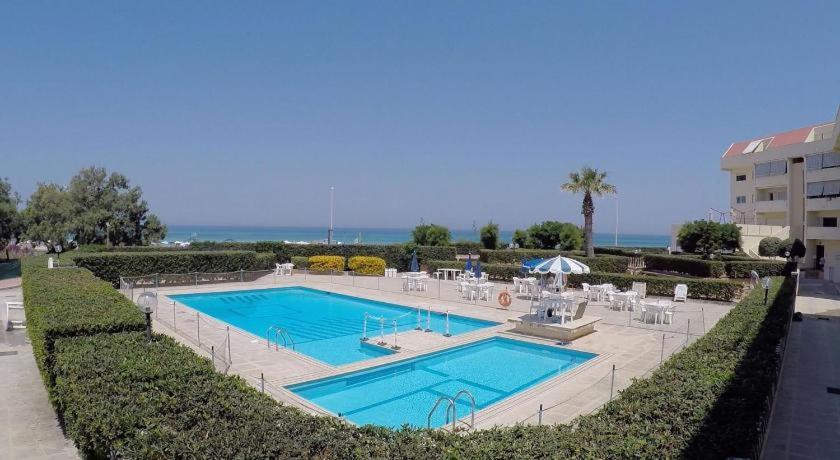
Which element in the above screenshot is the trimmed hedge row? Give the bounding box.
[479,250,629,274]
[70,251,271,286]
[426,260,520,281]
[21,260,146,389]
[191,241,456,271]
[643,254,727,278]
[52,332,397,458]
[568,271,744,301]
[725,260,786,278]
[24,255,794,458]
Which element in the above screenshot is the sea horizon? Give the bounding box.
[164,224,670,248]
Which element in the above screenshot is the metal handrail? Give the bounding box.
[427,396,456,431]
[266,325,295,350]
[452,389,476,429]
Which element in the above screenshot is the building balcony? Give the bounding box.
[807,226,840,241]
[805,197,840,212]
[755,199,787,214]
[754,174,787,189]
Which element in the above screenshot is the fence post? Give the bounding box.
[391,320,399,350]
[425,306,432,332]
[226,326,232,364]
[538,404,543,425]
[211,345,215,367]
[155,273,159,290]
[609,364,616,400]
[660,333,665,363]
[415,307,422,330]
[260,372,265,393]
[172,300,177,332]
[194,272,198,286]
[377,318,385,345]
[196,312,200,346]
[685,319,691,347]
[240,269,244,282]
[701,307,706,334]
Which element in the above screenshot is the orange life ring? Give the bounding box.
[498,289,512,309]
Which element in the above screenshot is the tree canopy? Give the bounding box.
[0,178,23,251]
[411,223,451,247]
[513,221,583,250]
[479,222,500,249]
[677,220,741,256]
[561,167,616,257]
[22,167,166,246]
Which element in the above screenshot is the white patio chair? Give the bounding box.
[512,277,521,293]
[581,283,591,300]
[673,284,688,302]
[631,282,646,299]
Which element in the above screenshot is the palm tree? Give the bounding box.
[561,167,617,257]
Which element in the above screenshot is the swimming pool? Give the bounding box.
[287,337,596,428]
[169,287,498,366]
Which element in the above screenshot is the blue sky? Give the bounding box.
[2,1,839,235]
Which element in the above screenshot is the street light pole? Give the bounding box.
[328,186,335,244]
[614,195,619,247]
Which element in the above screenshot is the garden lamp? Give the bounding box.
[761,277,771,305]
[136,292,158,342]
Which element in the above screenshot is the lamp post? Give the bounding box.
[328,186,335,244]
[54,243,63,261]
[614,195,619,247]
[136,292,158,342]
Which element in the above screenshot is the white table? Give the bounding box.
[641,300,673,324]
[437,268,462,281]
[611,291,638,311]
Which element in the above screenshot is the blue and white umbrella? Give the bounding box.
[473,261,482,279]
[410,251,420,272]
[464,254,473,272]
[530,256,590,275]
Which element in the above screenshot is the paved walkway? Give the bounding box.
[763,279,840,459]
[1,286,77,459]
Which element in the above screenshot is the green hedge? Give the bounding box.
[75,244,191,253]
[568,272,744,301]
[643,254,727,278]
[479,250,628,274]
[190,241,457,271]
[724,260,786,278]
[291,256,309,268]
[21,259,146,389]
[23,256,794,458]
[71,251,265,285]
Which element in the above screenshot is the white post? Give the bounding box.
[444,310,451,337]
[415,307,422,330]
[391,320,399,350]
[361,314,369,341]
[425,306,432,332]
[378,318,385,345]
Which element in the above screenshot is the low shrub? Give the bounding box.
[75,244,190,253]
[70,251,263,286]
[478,250,628,274]
[643,254,726,278]
[568,271,744,301]
[308,255,345,272]
[291,256,309,269]
[21,259,146,388]
[453,240,483,255]
[594,246,670,256]
[725,260,786,278]
[348,256,386,275]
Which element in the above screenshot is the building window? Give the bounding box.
[806,152,840,171]
[735,174,747,181]
[736,196,747,204]
[823,217,838,227]
[807,180,840,198]
[755,160,787,178]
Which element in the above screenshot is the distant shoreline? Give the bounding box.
[163,225,670,248]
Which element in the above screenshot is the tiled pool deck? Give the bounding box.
[148,272,734,428]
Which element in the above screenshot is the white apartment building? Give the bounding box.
[720,105,840,280]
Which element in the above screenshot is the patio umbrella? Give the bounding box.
[465,253,473,272]
[409,251,420,272]
[520,258,545,274]
[530,256,590,275]
[474,261,482,279]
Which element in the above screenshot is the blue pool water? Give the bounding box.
[287,337,597,428]
[169,287,498,366]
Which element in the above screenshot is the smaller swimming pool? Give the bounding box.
[287,337,596,428]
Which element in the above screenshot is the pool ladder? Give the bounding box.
[266,325,295,351]
[427,389,476,431]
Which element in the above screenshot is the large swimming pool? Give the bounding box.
[288,337,596,428]
[169,287,498,366]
